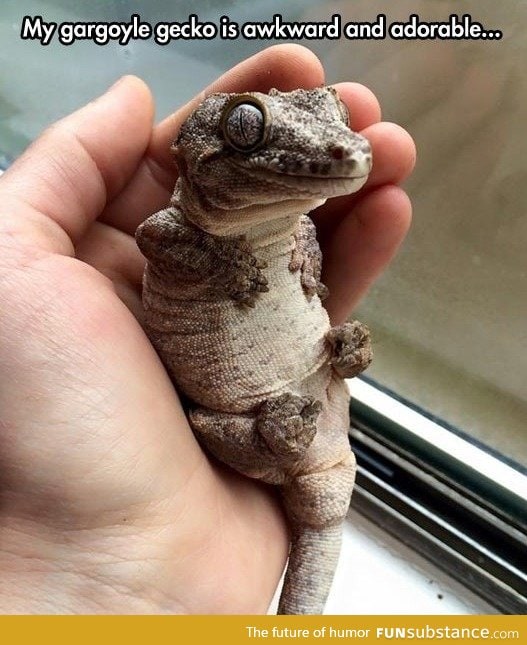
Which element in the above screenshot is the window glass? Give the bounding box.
[334,3,526,469]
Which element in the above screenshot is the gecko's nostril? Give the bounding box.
[330,145,345,160]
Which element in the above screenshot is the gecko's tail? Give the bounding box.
[277,524,343,614]
[277,454,356,614]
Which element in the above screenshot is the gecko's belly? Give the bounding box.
[144,275,331,413]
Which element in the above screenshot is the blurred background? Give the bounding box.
[1,0,525,469]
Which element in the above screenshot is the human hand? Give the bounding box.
[0,45,415,614]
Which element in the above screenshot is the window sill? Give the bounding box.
[270,512,497,615]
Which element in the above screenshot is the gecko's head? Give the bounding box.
[173,87,372,234]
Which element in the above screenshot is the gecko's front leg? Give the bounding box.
[136,206,268,306]
[289,215,329,301]
[326,321,373,378]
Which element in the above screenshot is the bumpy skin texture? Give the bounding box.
[136,87,373,614]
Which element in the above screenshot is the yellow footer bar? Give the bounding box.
[0,615,526,644]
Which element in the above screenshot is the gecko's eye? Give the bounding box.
[221,96,269,152]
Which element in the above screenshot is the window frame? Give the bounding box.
[348,377,527,614]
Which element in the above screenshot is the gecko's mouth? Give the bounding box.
[229,148,372,197]
[276,173,369,198]
[282,173,369,192]
[231,161,370,198]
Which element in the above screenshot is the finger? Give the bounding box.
[322,185,412,324]
[0,76,154,256]
[101,44,326,234]
[75,221,145,318]
[361,122,417,189]
[332,81,381,131]
[314,121,416,242]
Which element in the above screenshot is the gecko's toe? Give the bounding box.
[257,393,321,459]
[326,320,373,378]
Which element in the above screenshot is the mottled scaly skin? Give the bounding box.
[136,87,373,614]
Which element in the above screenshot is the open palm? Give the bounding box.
[0,46,415,614]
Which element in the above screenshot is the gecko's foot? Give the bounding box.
[289,215,329,301]
[326,320,373,378]
[220,242,269,307]
[257,393,321,458]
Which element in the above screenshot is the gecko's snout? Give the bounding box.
[329,142,372,178]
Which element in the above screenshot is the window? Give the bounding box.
[321,2,527,612]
